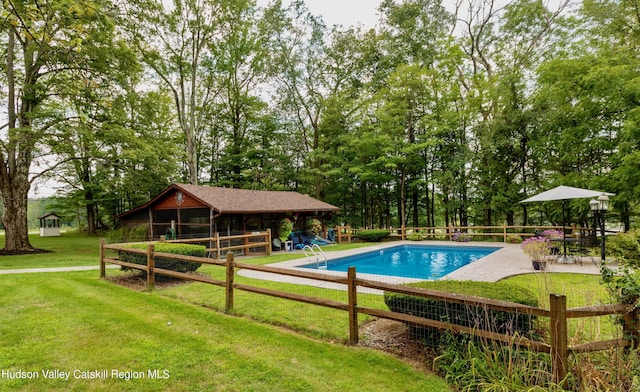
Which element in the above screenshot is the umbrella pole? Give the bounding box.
[562,200,567,257]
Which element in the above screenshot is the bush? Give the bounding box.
[384,280,539,346]
[608,229,640,267]
[406,233,424,241]
[506,234,522,244]
[106,224,149,243]
[357,229,390,242]
[306,219,322,236]
[452,232,472,242]
[279,218,293,242]
[603,230,640,307]
[119,242,205,273]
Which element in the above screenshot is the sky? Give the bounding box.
[256,0,381,29]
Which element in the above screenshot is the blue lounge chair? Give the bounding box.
[299,231,312,246]
[289,232,305,249]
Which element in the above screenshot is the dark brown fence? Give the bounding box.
[158,230,272,258]
[99,240,639,385]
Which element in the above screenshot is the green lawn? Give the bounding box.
[0,232,101,269]
[0,271,449,391]
[501,272,610,309]
[501,272,618,342]
[0,234,620,390]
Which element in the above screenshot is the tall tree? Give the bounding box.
[267,1,370,199]
[205,0,272,187]
[374,0,453,227]
[122,0,229,185]
[1,0,120,251]
[453,0,571,225]
[532,0,640,230]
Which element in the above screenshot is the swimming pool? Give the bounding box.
[300,244,501,280]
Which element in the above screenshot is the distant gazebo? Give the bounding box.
[39,213,61,237]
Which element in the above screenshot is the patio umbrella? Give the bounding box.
[520,186,615,259]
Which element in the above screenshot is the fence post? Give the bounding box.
[348,267,358,344]
[99,238,106,278]
[266,229,272,256]
[503,223,507,243]
[550,294,568,387]
[623,307,640,347]
[147,244,155,291]
[401,225,406,240]
[215,232,221,259]
[225,253,235,312]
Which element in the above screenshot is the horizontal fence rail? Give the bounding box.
[100,239,639,385]
[336,224,597,243]
[159,230,272,258]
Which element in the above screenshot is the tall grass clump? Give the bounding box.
[433,333,565,392]
[570,348,640,391]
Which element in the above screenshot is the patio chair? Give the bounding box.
[566,230,598,265]
[272,238,282,251]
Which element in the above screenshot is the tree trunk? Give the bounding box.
[1,26,34,252]
[412,190,419,227]
[1,179,33,252]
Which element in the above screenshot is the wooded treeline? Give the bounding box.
[2,0,639,250]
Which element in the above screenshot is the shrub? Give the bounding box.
[306,219,322,236]
[119,242,205,273]
[506,234,522,244]
[453,232,472,242]
[279,218,293,242]
[608,229,640,268]
[357,229,390,242]
[541,229,563,238]
[602,232,640,308]
[106,224,148,243]
[384,280,539,347]
[406,233,424,241]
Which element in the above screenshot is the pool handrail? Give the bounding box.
[303,244,327,269]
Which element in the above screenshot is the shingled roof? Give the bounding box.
[117,183,339,219]
[176,184,339,214]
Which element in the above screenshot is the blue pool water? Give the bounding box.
[300,244,501,280]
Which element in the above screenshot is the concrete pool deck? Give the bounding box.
[237,241,603,290]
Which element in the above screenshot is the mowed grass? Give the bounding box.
[0,271,450,391]
[0,232,101,269]
[0,234,620,390]
[501,272,618,342]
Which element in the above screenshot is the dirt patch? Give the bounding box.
[0,248,52,256]
[358,318,437,372]
[106,273,192,291]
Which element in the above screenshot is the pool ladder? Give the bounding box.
[303,244,327,269]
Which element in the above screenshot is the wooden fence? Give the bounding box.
[159,230,272,258]
[336,224,596,243]
[99,240,639,386]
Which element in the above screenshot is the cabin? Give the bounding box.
[38,213,61,237]
[116,183,340,241]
